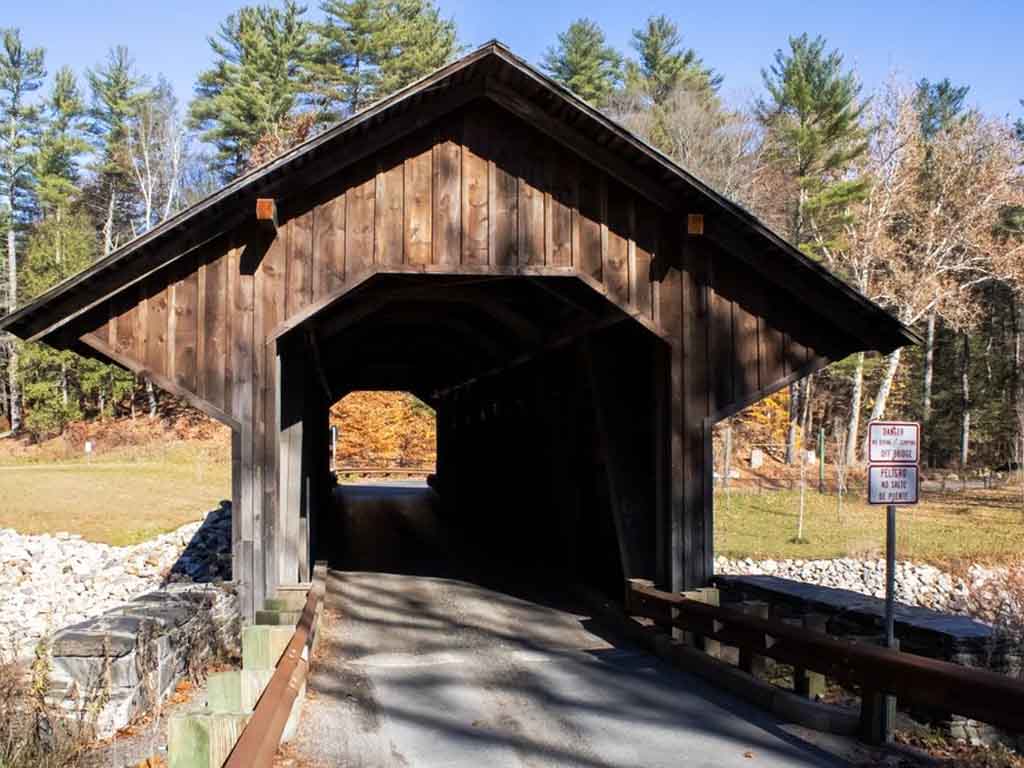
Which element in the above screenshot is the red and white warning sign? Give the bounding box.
[867,421,920,505]
[867,421,920,464]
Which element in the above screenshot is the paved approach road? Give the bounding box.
[279,567,845,768]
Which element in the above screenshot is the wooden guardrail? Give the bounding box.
[626,579,1024,736]
[223,567,326,767]
[335,465,433,478]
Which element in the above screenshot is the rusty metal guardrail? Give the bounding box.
[626,579,1024,736]
[223,565,326,767]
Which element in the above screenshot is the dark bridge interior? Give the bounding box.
[281,273,663,598]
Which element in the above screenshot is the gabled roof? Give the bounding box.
[0,41,918,352]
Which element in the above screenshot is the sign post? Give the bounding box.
[866,420,920,743]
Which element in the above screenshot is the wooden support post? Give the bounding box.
[277,345,303,586]
[794,613,828,699]
[583,338,632,579]
[859,638,898,745]
[737,600,770,678]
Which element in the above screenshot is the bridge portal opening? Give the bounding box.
[329,391,437,480]
[282,273,659,600]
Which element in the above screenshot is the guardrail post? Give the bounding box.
[738,601,770,679]
[794,613,827,700]
[858,638,898,745]
[680,588,722,659]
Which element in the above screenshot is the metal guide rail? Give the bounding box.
[224,566,326,767]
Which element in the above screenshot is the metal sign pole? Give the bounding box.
[882,502,897,742]
[885,503,896,647]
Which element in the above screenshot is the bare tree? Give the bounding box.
[811,78,918,464]
[608,84,765,208]
[812,78,1024,461]
[128,78,186,235]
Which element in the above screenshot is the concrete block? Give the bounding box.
[254,609,302,626]
[242,625,294,670]
[168,709,250,768]
[206,669,274,713]
[264,593,307,612]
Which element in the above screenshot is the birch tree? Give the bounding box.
[868,109,1024,428]
[128,78,187,234]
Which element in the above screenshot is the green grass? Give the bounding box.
[0,443,230,546]
[715,485,1024,568]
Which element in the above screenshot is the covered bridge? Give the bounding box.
[0,43,915,620]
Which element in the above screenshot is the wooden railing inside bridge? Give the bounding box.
[625,579,1024,739]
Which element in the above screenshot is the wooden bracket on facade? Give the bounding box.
[256,198,278,232]
[687,214,704,236]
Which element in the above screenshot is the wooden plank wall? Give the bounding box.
[76,100,851,605]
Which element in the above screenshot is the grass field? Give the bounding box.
[0,442,230,545]
[715,484,1024,568]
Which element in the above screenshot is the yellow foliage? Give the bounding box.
[331,391,436,468]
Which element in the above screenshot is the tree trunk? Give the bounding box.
[60,360,68,407]
[1014,293,1023,423]
[922,310,936,465]
[960,333,971,469]
[785,381,801,464]
[845,352,865,465]
[104,190,116,257]
[722,420,733,490]
[146,377,157,418]
[6,226,19,433]
[801,372,815,439]
[863,348,904,460]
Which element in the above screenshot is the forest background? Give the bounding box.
[0,1,1023,474]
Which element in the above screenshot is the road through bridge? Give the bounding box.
[275,483,844,768]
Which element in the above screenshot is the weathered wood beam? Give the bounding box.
[582,339,632,577]
[304,326,334,402]
[78,332,241,430]
[431,308,625,398]
[20,77,488,345]
[257,198,278,232]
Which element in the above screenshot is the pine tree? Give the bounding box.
[915,78,969,140]
[86,46,148,256]
[626,15,720,106]
[756,34,868,464]
[19,67,100,436]
[313,0,458,119]
[756,34,869,252]
[0,28,46,434]
[541,19,621,106]
[35,67,89,220]
[190,1,314,180]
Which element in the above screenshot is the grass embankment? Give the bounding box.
[715,485,1024,568]
[0,441,230,546]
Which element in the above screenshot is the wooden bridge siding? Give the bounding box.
[73,101,852,608]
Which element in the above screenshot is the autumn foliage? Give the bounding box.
[330,391,436,469]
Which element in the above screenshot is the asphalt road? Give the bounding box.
[279,568,846,768]
[277,483,846,767]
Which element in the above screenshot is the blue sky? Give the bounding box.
[7,0,1023,120]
